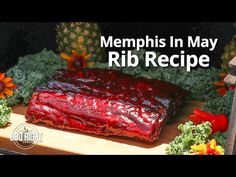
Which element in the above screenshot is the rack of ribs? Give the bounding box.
[25,68,187,142]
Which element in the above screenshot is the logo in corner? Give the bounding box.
[10,124,43,150]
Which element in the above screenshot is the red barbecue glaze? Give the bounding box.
[25,69,187,142]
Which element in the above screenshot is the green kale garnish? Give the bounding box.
[166,121,212,155]
[0,99,12,127]
[211,132,227,147]
[203,90,234,118]
[6,49,66,106]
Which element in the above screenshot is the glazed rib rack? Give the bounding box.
[26,68,187,142]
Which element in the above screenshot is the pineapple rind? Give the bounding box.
[56,22,106,62]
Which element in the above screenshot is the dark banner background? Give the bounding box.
[0,22,235,72]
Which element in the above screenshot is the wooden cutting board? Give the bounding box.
[0,102,204,155]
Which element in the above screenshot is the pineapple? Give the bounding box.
[56,22,106,62]
[221,35,236,72]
